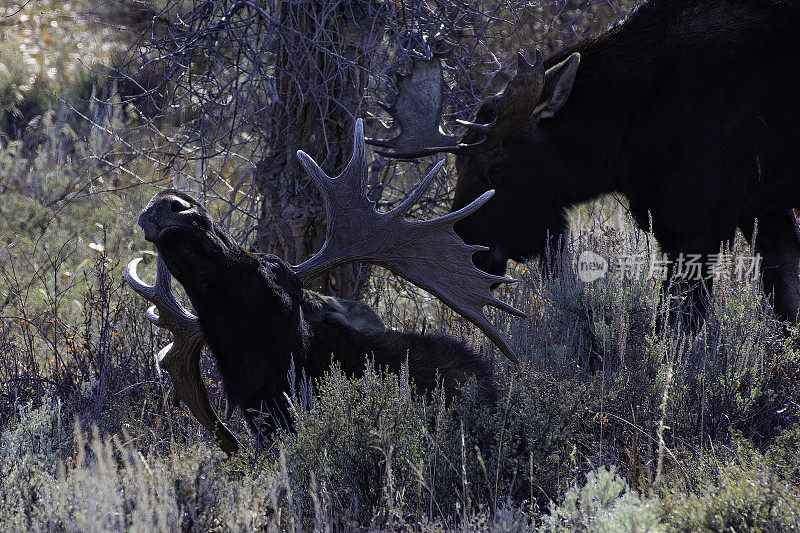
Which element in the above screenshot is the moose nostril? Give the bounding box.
[170,199,190,213]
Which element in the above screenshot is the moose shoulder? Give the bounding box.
[369,0,800,322]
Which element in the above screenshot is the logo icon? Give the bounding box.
[576,250,608,282]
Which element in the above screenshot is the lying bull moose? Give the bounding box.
[126,120,523,454]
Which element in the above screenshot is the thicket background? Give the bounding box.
[2,0,800,531]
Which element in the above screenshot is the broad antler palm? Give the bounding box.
[295,119,525,362]
[126,118,525,453]
[366,52,545,158]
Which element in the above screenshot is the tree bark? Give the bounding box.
[254,0,382,298]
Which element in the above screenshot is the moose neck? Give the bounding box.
[159,229,306,361]
[156,228,243,308]
[161,230,309,413]
[536,5,667,203]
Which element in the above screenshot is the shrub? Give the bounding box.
[663,437,800,533]
[278,360,430,523]
[0,397,65,530]
[539,466,662,533]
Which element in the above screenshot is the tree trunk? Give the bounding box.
[254,0,382,298]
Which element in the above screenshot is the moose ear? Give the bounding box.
[306,292,386,335]
[534,52,581,119]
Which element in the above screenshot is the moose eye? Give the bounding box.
[170,199,190,213]
[485,165,503,185]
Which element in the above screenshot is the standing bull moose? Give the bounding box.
[368,0,800,324]
[126,120,522,454]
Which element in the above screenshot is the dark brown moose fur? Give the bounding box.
[451,0,800,322]
[137,190,497,432]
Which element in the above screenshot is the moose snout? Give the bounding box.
[137,195,194,243]
[472,246,510,279]
[137,208,161,243]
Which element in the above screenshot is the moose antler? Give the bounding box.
[366,52,545,159]
[364,59,462,159]
[125,256,240,455]
[295,119,525,362]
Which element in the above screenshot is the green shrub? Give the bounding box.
[663,438,800,533]
[273,358,596,526]
[278,361,430,522]
[540,466,662,533]
[0,397,65,530]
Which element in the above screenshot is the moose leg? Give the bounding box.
[662,262,713,333]
[744,211,800,322]
[652,230,720,333]
[651,214,754,331]
[660,235,745,332]
[634,202,722,332]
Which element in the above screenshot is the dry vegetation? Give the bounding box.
[2,0,800,531]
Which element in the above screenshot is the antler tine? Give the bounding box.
[445,51,545,156]
[483,51,545,142]
[126,257,157,301]
[392,159,445,214]
[295,119,526,363]
[125,256,240,455]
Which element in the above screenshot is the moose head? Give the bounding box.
[366,51,581,276]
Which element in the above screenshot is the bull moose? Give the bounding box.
[125,120,522,454]
[368,0,800,324]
